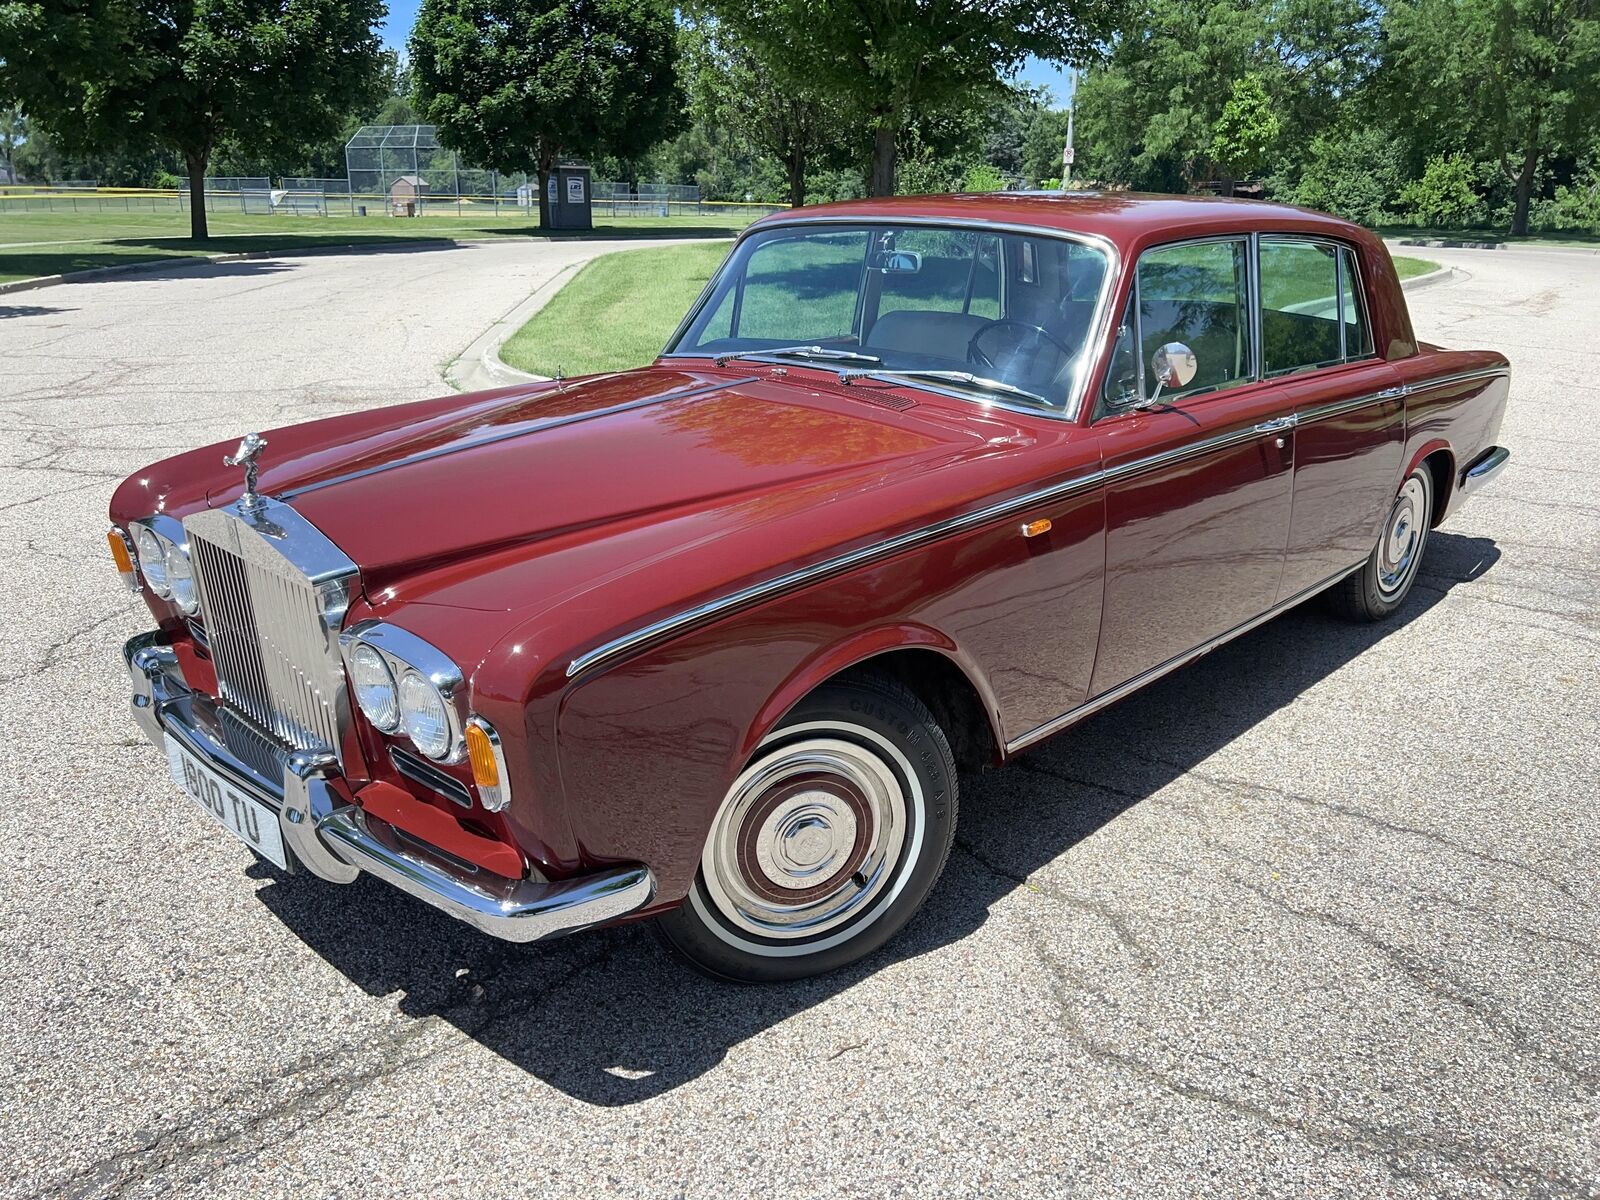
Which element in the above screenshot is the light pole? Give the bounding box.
[1061,67,1077,190]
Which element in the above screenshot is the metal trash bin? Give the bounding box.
[545,165,593,231]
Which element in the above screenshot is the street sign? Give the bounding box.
[1063,146,1076,166]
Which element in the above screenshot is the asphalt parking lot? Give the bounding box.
[1,239,1595,1198]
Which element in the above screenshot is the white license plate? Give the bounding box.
[166,738,288,870]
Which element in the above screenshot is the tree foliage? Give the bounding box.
[1380,0,1600,234]
[410,0,681,227]
[698,0,1128,195]
[0,0,385,237]
[1210,75,1280,182]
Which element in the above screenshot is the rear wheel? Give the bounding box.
[1328,464,1434,621]
[656,674,958,982]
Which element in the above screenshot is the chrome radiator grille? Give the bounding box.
[184,500,357,758]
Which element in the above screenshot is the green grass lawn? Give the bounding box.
[1392,255,1439,279]
[499,241,732,377]
[498,240,1443,379]
[0,208,756,285]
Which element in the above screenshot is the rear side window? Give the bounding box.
[1259,238,1374,375]
[1260,240,1341,375]
[1340,247,1373,358]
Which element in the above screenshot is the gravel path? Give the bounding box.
[0,240,1594,1199]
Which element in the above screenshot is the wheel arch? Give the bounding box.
[745,626,1004,775]
[1405,440,1456,526]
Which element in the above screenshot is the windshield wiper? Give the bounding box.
[837,368,1046,406]
[711,344,882,367]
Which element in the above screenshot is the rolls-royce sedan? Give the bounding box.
[111,193,1510,980]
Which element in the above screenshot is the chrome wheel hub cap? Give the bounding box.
[1378,475,1428,598]
[702,736,907,940]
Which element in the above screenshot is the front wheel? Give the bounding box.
[1328,464,1434,621]
[656,674,958,982]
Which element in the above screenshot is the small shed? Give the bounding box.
[388,175,428,216]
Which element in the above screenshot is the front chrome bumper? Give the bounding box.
[125,632,654,943]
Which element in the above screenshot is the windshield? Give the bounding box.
[666,223,1112,414]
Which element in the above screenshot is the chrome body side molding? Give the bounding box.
[566,466,1107,678]
[1004,562,1365,753]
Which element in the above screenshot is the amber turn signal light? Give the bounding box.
[1020,518,1053,538]
[465,716,511,812]
[108,527,139,592]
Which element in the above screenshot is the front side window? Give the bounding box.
[1135,239,1251,400]
[669,223,1113,414]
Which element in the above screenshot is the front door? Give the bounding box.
[1089,236,1296,696]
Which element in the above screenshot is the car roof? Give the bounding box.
[750,191,1367,254]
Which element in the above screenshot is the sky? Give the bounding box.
[378,2,1077,108]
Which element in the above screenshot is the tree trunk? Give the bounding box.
[787,142,806,208]
[1510,135,1540,237]
[535,137,556,230]
[185,150,209,241]
[869,125,898,197]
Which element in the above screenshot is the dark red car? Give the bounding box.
[112,194,1510,980]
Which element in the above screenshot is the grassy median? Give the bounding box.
[498,241,1441,378]
[499,241,732,377]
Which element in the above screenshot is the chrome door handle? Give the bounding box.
[1255,415,1298,433]
[1375,385,1409,400]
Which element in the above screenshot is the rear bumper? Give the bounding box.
[125,632,654,943]
[1460,445,1510,497]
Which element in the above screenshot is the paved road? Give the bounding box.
[1,242,1595,1199]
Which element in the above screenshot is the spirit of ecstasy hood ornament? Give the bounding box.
[224,432,269,513]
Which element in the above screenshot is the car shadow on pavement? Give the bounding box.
[252,531,1500,1106]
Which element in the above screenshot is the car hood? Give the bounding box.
[173,365,992,605]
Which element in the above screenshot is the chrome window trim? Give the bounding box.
[660,215,1122,423]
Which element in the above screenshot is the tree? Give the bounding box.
[410,0,681,229]
[1210,74,1280,187]
[1382,0,1600,235]
[1073,0,1379,191]
[0,0,385,239]
[678,13,843,207]
[701,0,1128,196]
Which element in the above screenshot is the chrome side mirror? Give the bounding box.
[1151,342,1197,390]
[1138,341,1198,409]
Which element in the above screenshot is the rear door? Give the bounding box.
[1088,235,1296,696]
[1258,237,1405,601]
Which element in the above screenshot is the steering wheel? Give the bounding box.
[967,319,1076,372]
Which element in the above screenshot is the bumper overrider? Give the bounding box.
[125,631,654,942]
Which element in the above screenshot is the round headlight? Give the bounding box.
[134,525,170,598]
[399,669,453,759]
[164,539,198,614]
[350,643,399,732]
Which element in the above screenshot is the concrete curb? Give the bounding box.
[444,260,582,391]
[0,238,457,295]
[1399,265,1456,291]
